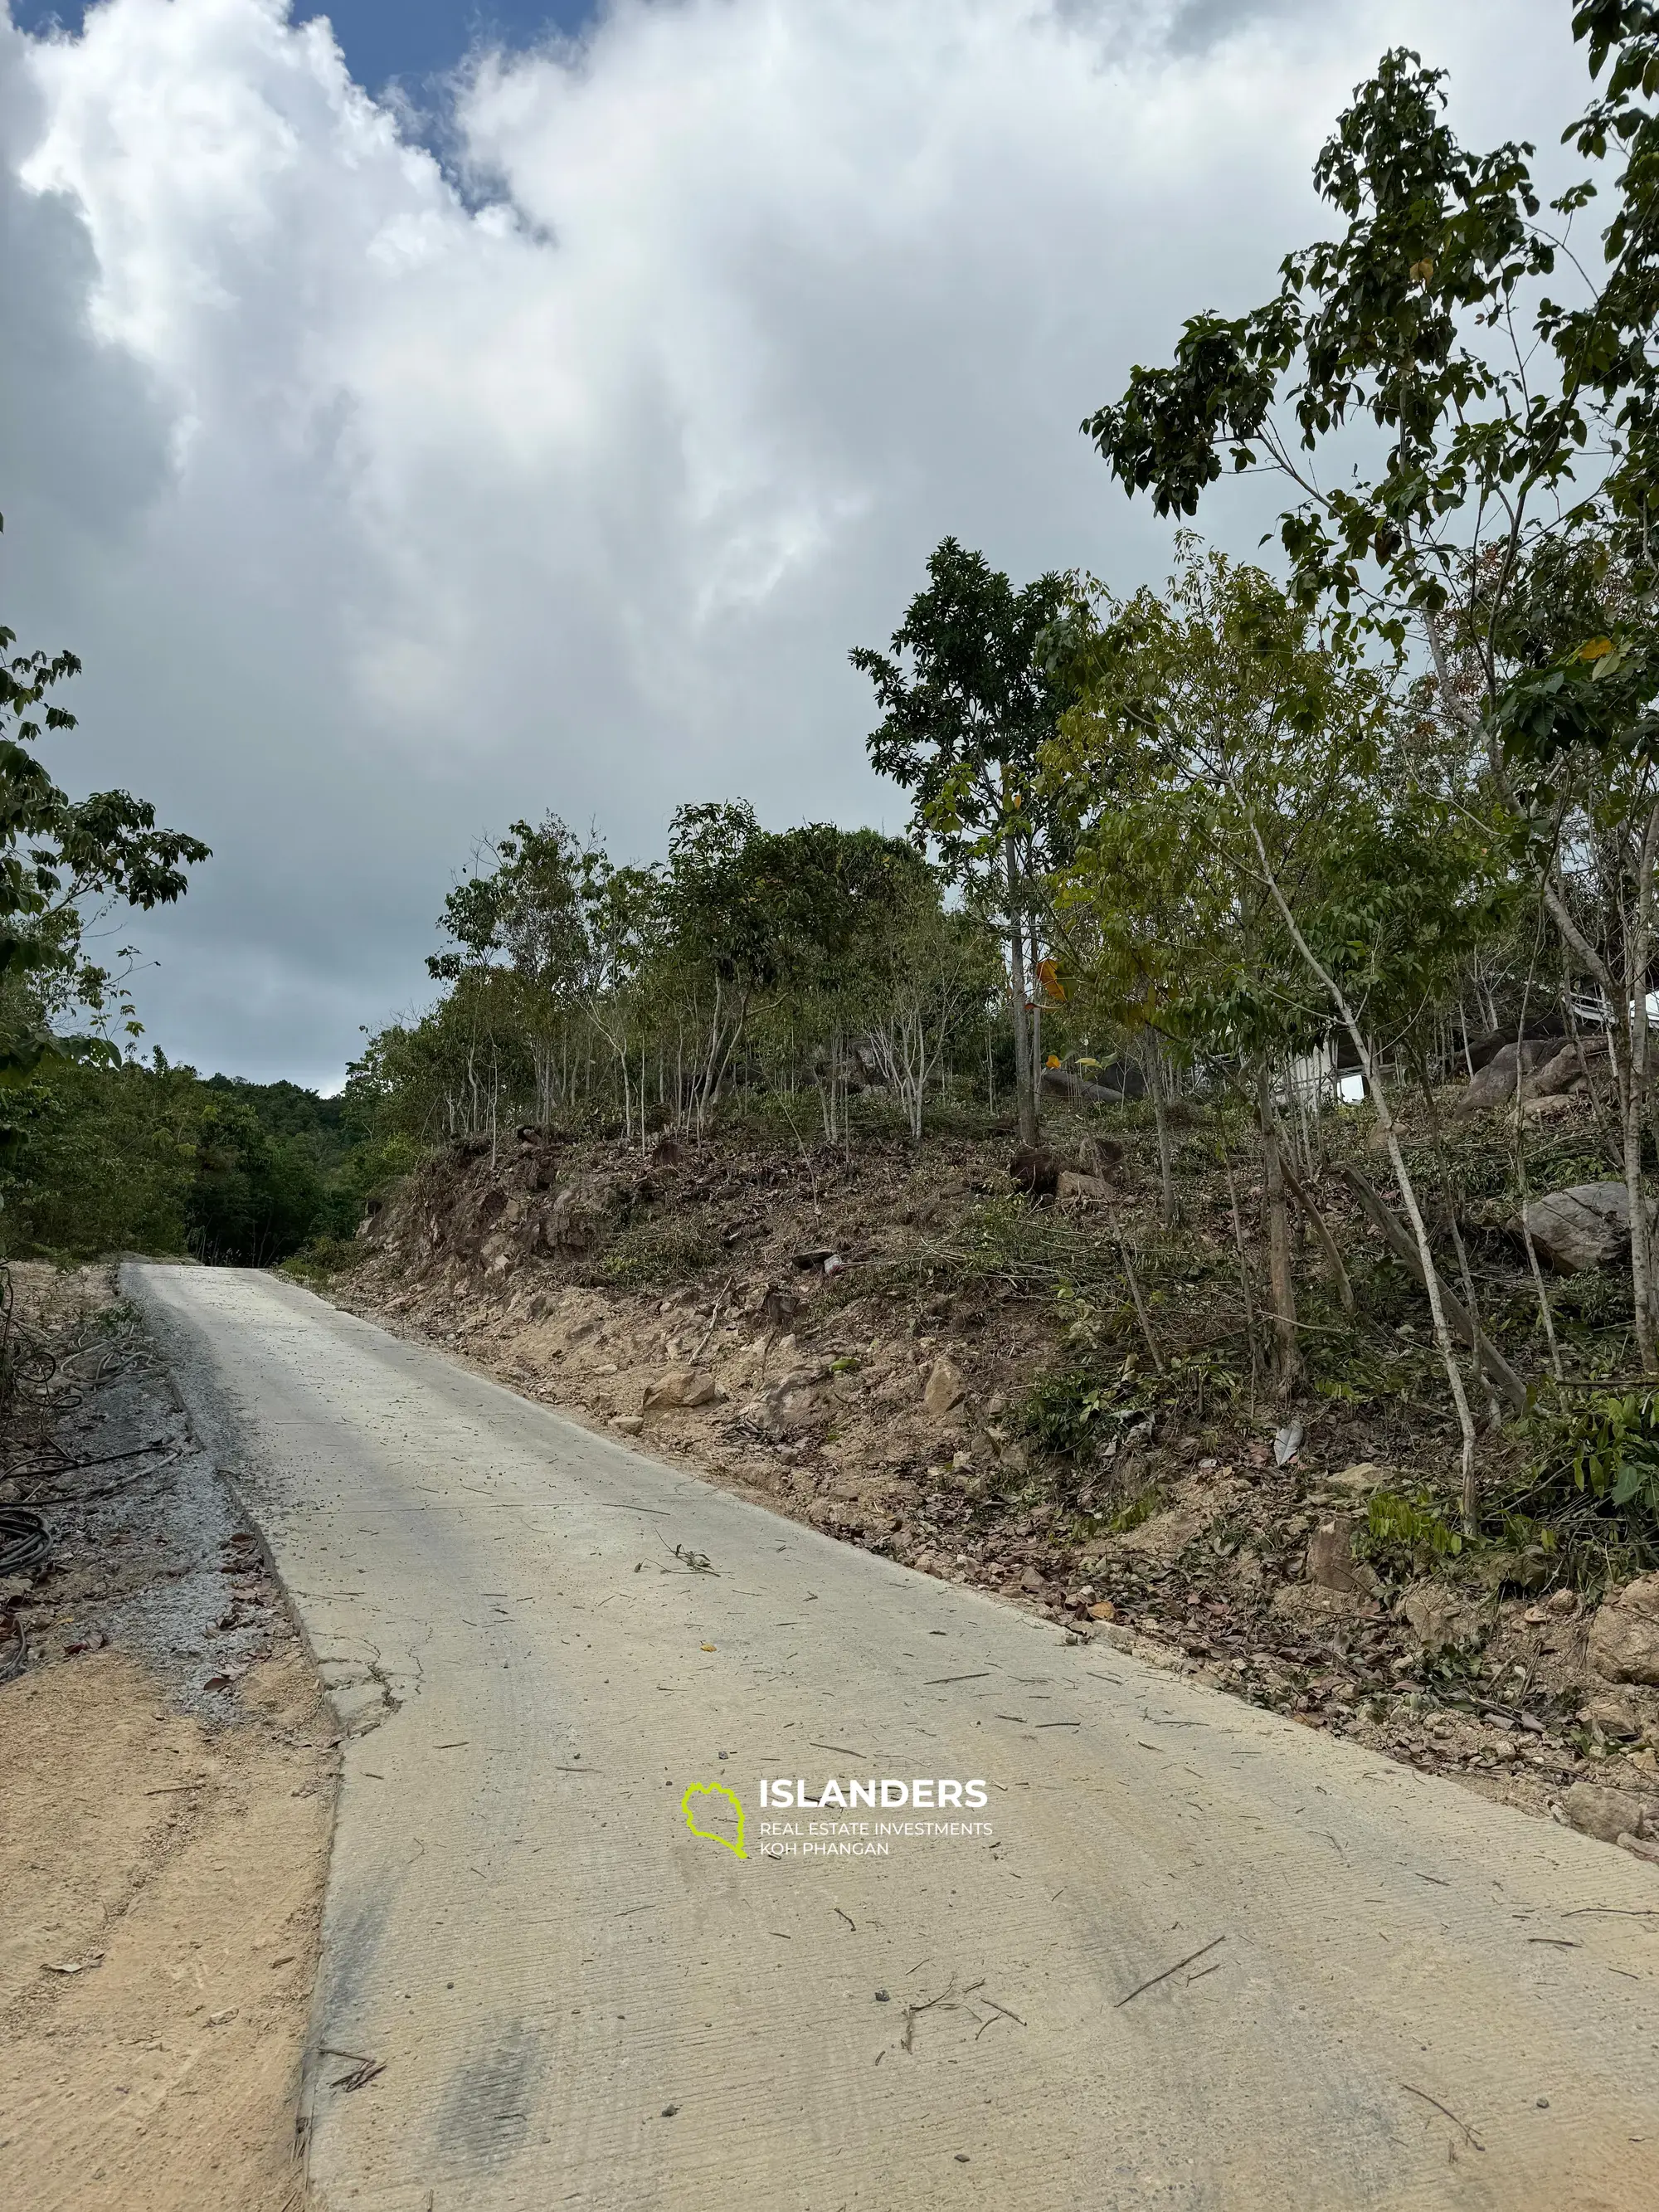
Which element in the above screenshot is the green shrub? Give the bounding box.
[1361,1487,1465,1575]
[596,1216,718,1289]
[281,1235,365,1284]
[1019,1367,1153,1462]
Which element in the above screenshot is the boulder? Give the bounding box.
[1040,1065,1124,1106]
[1521,1182,1645,1275]
[1582,1691,1647,1741]
[542,1174,621,1254]
[1399,1581,1485,1655]
[1561,1780,1646,1845]
[1454,1039,1559,1115]
[751,1368,824,1436]
[1588,1574,1659,1685]
[643,1366,720,1412]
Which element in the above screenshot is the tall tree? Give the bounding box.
[1082,21,1659,1368]
[852,538,1073,1146]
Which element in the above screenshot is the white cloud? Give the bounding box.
[0,0,1577,1083]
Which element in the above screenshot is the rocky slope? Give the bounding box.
[318,1113,1659,1864]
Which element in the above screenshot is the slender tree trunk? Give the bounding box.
[1256,1064,1301,1396]
[1280,1159,1354,1313]
[1005,831,1037,1147]
[1223,1151,1262,1408]
[1622,799,1659,1370]
[1146,1033,1176,1228]
[1244,813,1481,1526]
[1028,911,1044,1135]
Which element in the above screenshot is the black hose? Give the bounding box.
[0,1506,51,1576]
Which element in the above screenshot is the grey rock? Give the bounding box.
[1521,1183,1646,1275]
[1399,1582,1485,1655]
[1588,1574,1659,1685]
[644,1366,720,1412]
[922,1357,966,1419]
[1056,1171,1111,1207]
[1455,1039,1559,1115]
[1561,1780,1644,1845]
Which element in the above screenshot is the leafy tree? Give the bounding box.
[853,538,1074,1145]
[1049,545,1513,1503]
[1082,20,1659,1371]
[2,563,209,1082]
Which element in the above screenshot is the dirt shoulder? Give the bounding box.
[0,1264,336,2212]
[319,1117,1659,1864]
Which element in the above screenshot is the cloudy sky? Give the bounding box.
[2,0,1578,1088]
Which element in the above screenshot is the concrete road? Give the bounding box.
[129,1264,1659,2212]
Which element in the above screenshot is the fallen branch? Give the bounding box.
[1398,2081,1484,2151]
[1279,1162,1355,1314]
[1113,1933,1225,2009]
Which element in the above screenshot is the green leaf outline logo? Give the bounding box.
[681,1780,747,1859]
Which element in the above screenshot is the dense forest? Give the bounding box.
[12,8,1659,1568]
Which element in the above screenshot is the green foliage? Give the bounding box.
[1018,1367,1154,1462]
[851,536,1074,879]
[280,1235,366,1285]
[1551,1268,1634,1329]
[1364,1487,1466,1567]
[596,1214,719,1291]
[1,539,209,1084]
[0,1057,197,1255]
[0,1058,401,1265]
[1082,47,1579,650]
[1525,1386,1659,1523]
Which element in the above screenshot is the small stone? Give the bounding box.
[1325,1461,1387,1493]
[922,1357,966,1418]
[612,1415,645,1436]
[1019,1566,1048,1595]
[1399,1583,1485,1656]
[643,1366,720,1412]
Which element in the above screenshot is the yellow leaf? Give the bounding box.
[1578,636,1614,660]
[1046,1055,1062,1069]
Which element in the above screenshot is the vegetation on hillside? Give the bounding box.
[19,10,1659,1596]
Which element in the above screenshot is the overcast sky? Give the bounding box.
[1,0,1579,1089]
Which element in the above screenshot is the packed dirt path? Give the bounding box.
[129,1264,1659,2212]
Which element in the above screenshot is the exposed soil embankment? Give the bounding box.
[324,1113,1659,1864]
[0,1265,336,2212]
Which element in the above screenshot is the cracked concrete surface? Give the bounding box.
[129,1264,1659,2211]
